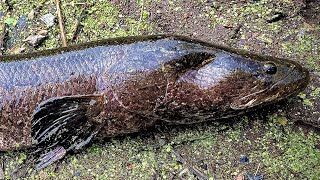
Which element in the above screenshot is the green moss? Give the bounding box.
[208,0,295,32]
[3,114,320,179]
[281,33,320,72]
[17,152,27,164]
[77,1,151,42]
[302,98,313,107]
[4,17,18,27]
[311,87,320,98]
[298,93,313,107]
[1,0,153,52]
[257,125,320,178]
[270,114,289,125]
[257,34,273,45]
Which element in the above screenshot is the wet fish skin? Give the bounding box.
[0,35,309,152]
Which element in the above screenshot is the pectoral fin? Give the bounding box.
[31,94,105,169]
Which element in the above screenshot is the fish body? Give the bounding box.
[0,35,309,153]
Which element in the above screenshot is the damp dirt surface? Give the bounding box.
[0,0,320,179]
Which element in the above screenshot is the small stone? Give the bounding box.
[8,47,26,54]
[38,29,49,36]
[246,173,263,180]
[40,13,56,27]
[235,174,245,180]
[239,156,249,163]
[28,9,35,20]
[197,160,208,170]
[23,34,47,47]
[266,12,285,23]
[17,15,29,29]
[74,171,81,177]
[255,175,263,180]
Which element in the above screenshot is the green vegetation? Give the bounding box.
[208,0,297,31]
[0,0,152,52]
[298,93,313,107]
[4,17,18,27]
[0,0,319,179]
[2,115,320,179]
[281,33,320,72]
[256,121,320,178]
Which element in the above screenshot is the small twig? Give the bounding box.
[254,162,260,177]
[230,24,242,39]
[54,0,67,47]
[71,7,88,42]
[172,149,209,180]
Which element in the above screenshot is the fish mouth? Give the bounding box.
[269,63,310,97]
[231,63,310,110]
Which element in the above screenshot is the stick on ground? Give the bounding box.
[54,0,67,47]
[71,8,86,42]
[172,149,208,180]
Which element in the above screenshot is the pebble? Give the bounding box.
[28,9,35,20]
[24,34,47,47]
[239,156,249,163]
[40,13,56,27]
[74,171,81,177]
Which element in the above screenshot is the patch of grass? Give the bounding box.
[256,123,320,178]
[4,17,18,27]
[298,93,313,107]
[1,0,153,52]
[79,1,151,42]
[281,33,320,72]
[208,0,296,32]
[3,115,320,179]
[311,87,320,98]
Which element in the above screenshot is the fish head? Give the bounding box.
[163,46,309,122]
[223,53,310,110]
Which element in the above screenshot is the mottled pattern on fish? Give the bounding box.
[0,35,309,152]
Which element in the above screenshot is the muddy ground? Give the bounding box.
[0,0,319,179]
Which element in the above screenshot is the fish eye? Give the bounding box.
[264,62,277,75]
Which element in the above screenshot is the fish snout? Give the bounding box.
[287,62,310,94]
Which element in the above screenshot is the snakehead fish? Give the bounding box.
[0,35,309,167]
